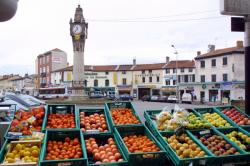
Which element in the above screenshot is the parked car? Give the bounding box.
[89,91,104,98]
[181,93,192,104]
[141,95,151,102]
[119,94,133,101]
[150,95,159,102]
[158,96,168,102]
[167,95,178,103]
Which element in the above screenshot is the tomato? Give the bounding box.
[65,137,71,143]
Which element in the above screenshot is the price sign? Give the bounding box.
[58,162,72,166]
[174,126,185,136]
[86,130,100,134]
[199,130,211,136]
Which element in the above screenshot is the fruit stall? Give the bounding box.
[0,102,249,166]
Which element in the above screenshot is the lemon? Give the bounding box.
[32,157,38,162]
[6,153,15,159]
[6,158,15,163]
[11,150,18,155]
[31,149,39,157]
[15,143,23,151]
[20,150,25,157]
[23,151,31,157]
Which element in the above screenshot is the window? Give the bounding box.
[122,78,126,85]
[200,61,205,68]
[105,79,109,86]
[165,80,170,85]
[105,71,109,75]
[94,80,98,87]
[165,69,170,74]
[181,68,184,73]
[212,59,216,67]
[200,75,205,82]
[188,68,193,72]
[84,80,87,87]
[223,57,228,65]
[223,74,228,82]
[149,77,152,82]
[192,75,195,82]
[46,56,50,63]
[156,76,160,82]
[142,77,145,83]
[122,71,126,74]
[149,70,152,73]
[173,68,176,73]
[173,80,176,85]
[184,75,188,82]
[211,74,216,82]
[142,70,145,74]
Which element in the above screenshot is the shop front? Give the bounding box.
[137,85,158,99]
[117,85,132,95]
[160,86,176,97]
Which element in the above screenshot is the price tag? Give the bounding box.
[199,130,210,135]
[86,130,100,134]
[7,132,22,139]
[57,110,67,114]
[199,160,206,165]
[188,162,193,166]
[58,162,72,166]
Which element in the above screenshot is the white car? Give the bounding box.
[181,93,192,104]
[167,95,178,103]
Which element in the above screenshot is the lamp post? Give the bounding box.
[171,45,179,102]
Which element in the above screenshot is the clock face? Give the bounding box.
[73,25,82,34]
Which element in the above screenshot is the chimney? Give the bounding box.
[133,58,136,65]
[236,40,243,48]
[166,56,170,63]
[208,45,215,52]
[197,51,201,56]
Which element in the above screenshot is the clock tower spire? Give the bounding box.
[70,4,88,97]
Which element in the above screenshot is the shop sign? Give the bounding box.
[221,82,232,90]
[186,86,194,90]
[202,84,207,89]
[138,85,156,88]
[85,72,98,76]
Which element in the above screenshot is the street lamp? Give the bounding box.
[171,45,179,102]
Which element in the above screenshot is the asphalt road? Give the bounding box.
[78,101,210,123]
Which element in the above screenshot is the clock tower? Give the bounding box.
[70,5,88,97]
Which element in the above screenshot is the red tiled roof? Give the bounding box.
[117,65,133,71]
[133,63,165,71]
[92,65,117,71]
[195,47,244,60]
[165,60,195,68]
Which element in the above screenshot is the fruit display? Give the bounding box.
[156,110,189,131]
[224,131,250,152]
[202,112,231,128]
[221,108,250,125]
[111,108,140,125]
[9,106,45,135]
[186,112,211,130]
[46,113,76,129]
[122,135,160,153]
[85,137,123,164]
[45,137,82,160]
[3,141,41,164]
[198,134,240,156]
[79,112,108,132]
[164,133,207,158]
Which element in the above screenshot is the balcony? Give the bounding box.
[40,72,46,77]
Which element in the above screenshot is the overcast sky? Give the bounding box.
[0,0,243,75]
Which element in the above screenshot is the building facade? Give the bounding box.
[194,41,245,103]
[35,48,68,88]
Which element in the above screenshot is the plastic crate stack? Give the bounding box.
[144,106,250,166]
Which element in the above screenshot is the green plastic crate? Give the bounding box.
[104,102,143,130]
[39,129,87,166]
[42,104,78,131]
[216,127,250,154]
[77,108,112,135]
[83,133,128,166]
[0,139,42,165]
[114,125,166,166]
[194,107,236,129]
[215,106,250,128]
[188,128,248,165]
[157,130,214,166]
